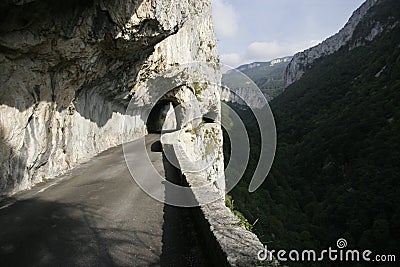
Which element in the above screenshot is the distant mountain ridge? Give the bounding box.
[236,57,292,72]
[223,56,292,100]
[285,0,379,87]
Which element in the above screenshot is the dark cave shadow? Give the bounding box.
[0,0,151,193]
[0,197,161,267]
[0,0,158,128]
[151,140,163,152]
[0,0,197,130]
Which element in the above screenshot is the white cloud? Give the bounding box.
[245,40,323,62]
[220,53,243,68]
[310,40,322,46]
[219,40,323,67]
[212,0,238,38]
[246,41,288,61]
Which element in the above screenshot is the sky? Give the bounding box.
[212,0,365,67]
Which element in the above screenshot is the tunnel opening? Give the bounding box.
[202,111,218,124]
[147,100,178,133]
[202,116,215,123]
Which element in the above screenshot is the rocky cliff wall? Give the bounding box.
[284,0,378,87]
[220,86,272,108]
[0,0,221,195]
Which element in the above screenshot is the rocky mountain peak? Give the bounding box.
[284,0,379,87]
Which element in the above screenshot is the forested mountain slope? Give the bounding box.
[228,0,400,265]
[223,57,291,99]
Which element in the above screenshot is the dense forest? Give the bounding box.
[224,1,400,266]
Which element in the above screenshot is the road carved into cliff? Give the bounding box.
[0,134,208,266]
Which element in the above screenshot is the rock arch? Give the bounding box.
[146,100,178,133]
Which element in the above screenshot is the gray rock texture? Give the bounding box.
[284,0,378,87]
[161,129,280,266]
[0,1,271,265]
[220,86,272,108]
[0,0,220,195]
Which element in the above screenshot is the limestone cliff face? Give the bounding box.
[284,0,378,87]
[0,0,221,194]
[220,86,272,108]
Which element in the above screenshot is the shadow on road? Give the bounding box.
[0,134,212,266]
[159,145,210,267]
[0,197,161,266]
[151,140,163,152]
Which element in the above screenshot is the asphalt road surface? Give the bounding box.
[0,134,209,266]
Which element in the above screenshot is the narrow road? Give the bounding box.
[0,134,209,266]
